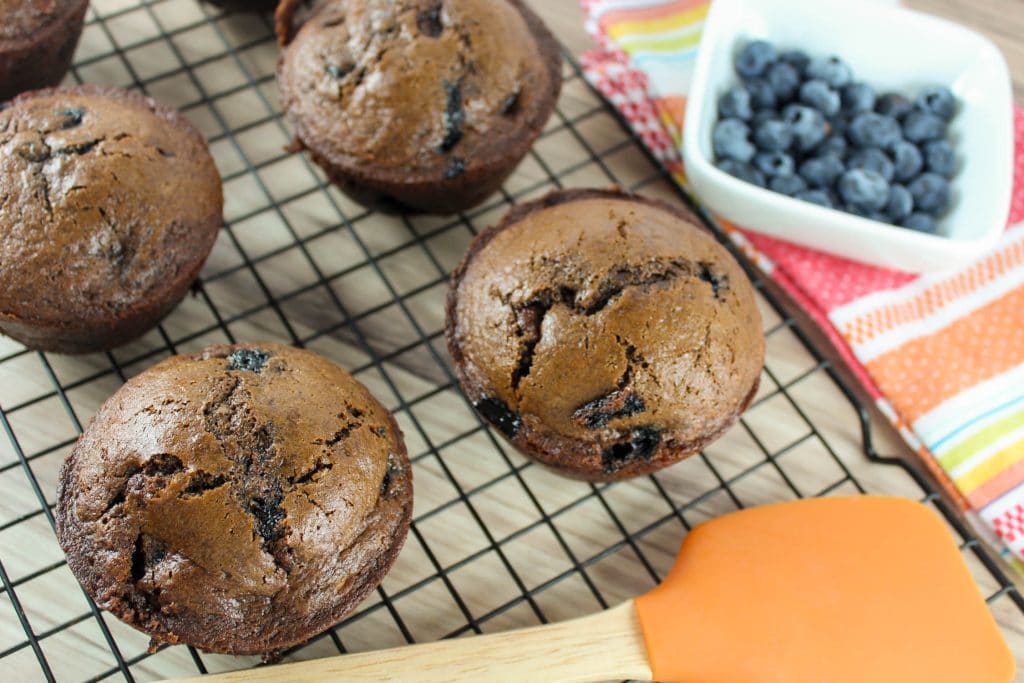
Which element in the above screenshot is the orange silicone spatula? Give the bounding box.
[170,496,1014,683]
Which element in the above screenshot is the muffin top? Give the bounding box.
[0,86,222,329]
[0,0,85,42]
[447,189,765,478]
[56,342,412,654]
[276,0,561,183]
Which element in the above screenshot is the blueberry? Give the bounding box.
[713,118,755,162]
[736,40,776,78]
[875,93,913,119]
[766,62,801,101]
[815,133,847,159]
[799,79,841,117]
[718,87,753,121]
[902,213,937,233]
[417,6,444,37]
[805,56,851,88]
[698,264,728,299]
[840,82,876,114]
[923,139,956,178]
[838,168,890,210]
[916,86,956,120]
[716,159,767,187]
[753,119,793,152]
[799,154,845,188]
[843,203,887,221]
[779,50,810,75]
[440,80,464,152]
[907,172,951,214]
[445,157,466,178]
[884,184,914,221]
[795,189,835,208]
[475,397,522,438]
[227,348,271,373]
[891,140,924,182]
[902,110,945,143]
[848,112,902,149]
[769,174,807,196]
[828,115,850,139]
[782,104,827,151]
[501,90,521,115]
[573,390,646,429]
[55,107,85,130]
[753,151,795,177]
[744,77,777,110]
[848,147,895,182]
[249,495,285,542]
[751,108,777,127]
[602,427,662,473]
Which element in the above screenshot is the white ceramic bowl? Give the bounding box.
[682,0,1013,273]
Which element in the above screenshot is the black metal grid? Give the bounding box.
[0,1,1021,680]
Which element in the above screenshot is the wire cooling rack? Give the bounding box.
[1,1,1022,681]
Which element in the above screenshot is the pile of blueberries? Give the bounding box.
[712,40,958,233]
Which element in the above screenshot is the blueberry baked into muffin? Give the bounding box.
[56,342,413,656]
[275,0,562,214]
[0,85,222,353]
[446,189,765,481]
[0,0,89,102]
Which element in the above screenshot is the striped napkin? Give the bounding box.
[579,0,1024,573]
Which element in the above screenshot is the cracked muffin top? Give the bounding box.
[446,189,765,481]
[275,0,561,183]
[0,86,222,351]
[0,0,83,42]
[56,342,413,655]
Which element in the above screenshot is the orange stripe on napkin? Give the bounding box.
[842,236,1024,347]
[968,459,1024,509]
[866,287,1024,422]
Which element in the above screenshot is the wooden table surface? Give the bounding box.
[0,1,1021,681]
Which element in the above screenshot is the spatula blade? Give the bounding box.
[635,496,1014,683]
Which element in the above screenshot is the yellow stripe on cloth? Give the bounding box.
[619,30,703,55]
[607,4,709,41]
[955,440,1024,496]
[939,408,1024,471]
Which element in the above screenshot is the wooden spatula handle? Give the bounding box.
[169,601,652,683]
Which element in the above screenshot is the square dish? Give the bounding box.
[682,0,1014,272]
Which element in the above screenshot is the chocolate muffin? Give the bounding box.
[0,0,90,102]
[446,189,765,481]
[56,342,413,656]
[275,0,562,214]
[0,85,222,353]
